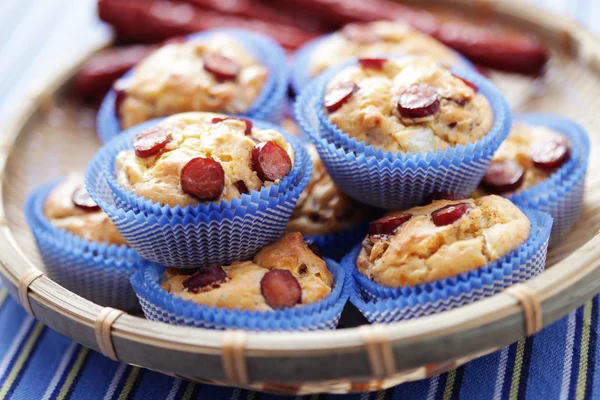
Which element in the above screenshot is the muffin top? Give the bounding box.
[309,21,463,78]
[286,145,366,236]
[474,122,572,196]
[116,113,294,207]
[161,232,333,311]
[44,174,127,246]
[357,195,530,287]
[116,34,269,129]
[324,57,493,154]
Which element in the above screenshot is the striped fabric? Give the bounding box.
[0,283,599,399]
[1,0,599,399]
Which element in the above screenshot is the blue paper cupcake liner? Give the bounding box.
[291,34,475,96]
[304,222,369,261]
[97,28,289,143]
[92,117,310,218]
[85,141,313,268]
[505,114,589,246]
[130,258,349,331]
[24,181,143,311]
[343,207,552,323]
[294,60,511,209]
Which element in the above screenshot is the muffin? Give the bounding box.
[25,176,142,310]
[286,145,365,237]
[294,55,510,209]
[161,233,333,311]
[115,34,268,129]
[309,21,465,78]
[44,173,126,246]
[97,29,289,144]
[344,196,552,323]
[86,113,312,267]
[474,122,571,196]
[115,112,295,207]
[324,56,493,154]
[130,233,348,331]
[472,114,589,246]
[357,195,530,287]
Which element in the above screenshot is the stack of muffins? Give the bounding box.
[26,22,589,330]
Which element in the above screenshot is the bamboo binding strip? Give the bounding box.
[18,268,44,317]
[506,284,543,336]
[222,331,249,386]
[359,325,396,378]
[94,307,125,362]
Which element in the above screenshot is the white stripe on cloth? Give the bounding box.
[166,379,182,400]
[426,374,440,400]
[103,363,128,400]
[230,388,242,400]
[0,317,35,381]
[41,342,78,400]
[560,310,577,400]
[493,346,510,400]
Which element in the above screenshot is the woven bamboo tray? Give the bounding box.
[1,1,600,395]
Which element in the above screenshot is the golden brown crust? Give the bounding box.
[115,112,294,207]
[357,196,530,287]
[43,174,127,246]
[286,145,366,236]
[310,21,462,77]
[472,122,569,197]
[119,34,268,129]
[326,57,493,154]
[161,233,333,311]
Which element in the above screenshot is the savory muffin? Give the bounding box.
[43,173,126,246]
[473,122,572,196]
[357,195,530,287]
[286,145,366,236]
[310,21,463,78]
[115,34,269,129]
[324,57,493,154]
[161,232,333,311]
[115,112,294,207]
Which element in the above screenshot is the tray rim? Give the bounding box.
[1,0,600,394]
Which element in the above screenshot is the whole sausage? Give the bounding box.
[97,0,319,49]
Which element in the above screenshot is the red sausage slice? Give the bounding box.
[369,213,412,235]
[251,141,292,182]
[431,202,472,227]
[180,157,225,201]
[72,186,100,212]
[211,117,253,136]
[397,83,441,118]
[530,137,571,170]
[324,81,358,113]
[358,57,387,69]
[203,53,240,81]
[183,265,228,293]
[234,180,249,195]
[453,74,479,92]
[260,269,302,309]
[341,23,379,44]
[482,160,525,194]
[133,126,172,158]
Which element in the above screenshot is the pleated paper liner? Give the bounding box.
[97,28,289,143]
[344,208,552,323]
[305,222,369,261]
[24,180,142,311]
[130,258,349,331]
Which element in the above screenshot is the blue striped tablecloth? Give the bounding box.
[1,1,599,399]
